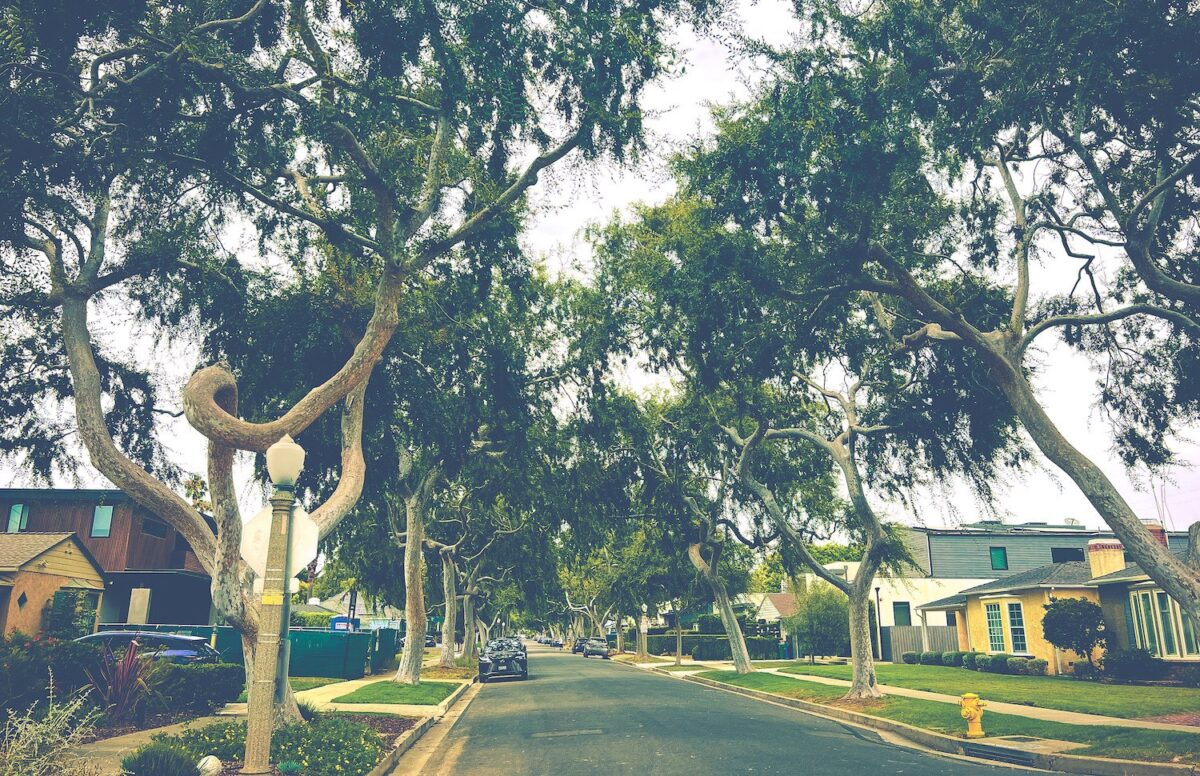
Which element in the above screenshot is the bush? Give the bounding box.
[961,652,980,670]
[290,611,335,629]
[1042,598,1105,667]
[901,651,919,664]
[1026,658,1048,676]
[0,634,103,722]
[84,641,164,725]
[919,651,942,665]
[153,663,244,713]
[1102,648,1168,681]
[1007,657,1030,674]
[0,690,101,776]
[120,743,197,776]
[1176,666,1200,688]
[1072,662,1100,681]
[973,655,991,671]
[941,651,964,667]
[983,653,1014,673]
[694,614,724,634]
[688,637,777,661]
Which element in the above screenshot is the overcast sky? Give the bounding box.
[6,1,1197,534]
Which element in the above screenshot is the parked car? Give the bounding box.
[582,638,611,659]
[75,631,222,664]
[551,638,563,648]
[479,638,528,682]
[571,637,589,654]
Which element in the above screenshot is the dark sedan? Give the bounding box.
[582,637,611,658]
[479,638,528,682]
[75,631,222,664]
[571,637,589,654]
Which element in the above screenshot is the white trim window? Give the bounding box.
[985,602,1005,653]
[1129,588,1200,660]
[1007,602,1029,654]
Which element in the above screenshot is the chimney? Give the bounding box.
[1088,539,1126,579]
[1143,519,1169,548]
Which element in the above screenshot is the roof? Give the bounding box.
[765,593,799,619]
[1088,562,1152,586]
[951,561,1093,597]
[0,532,79,570]
[0,488,131,503]
[904,522,1188,540]
[919,593,968,611]
[293,603,339,615]
[319,590,403,619]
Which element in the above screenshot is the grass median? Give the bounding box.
[778,663,1200,719]
[332,679,459,705]
[236,676,345,703]
[698,671,1200,764]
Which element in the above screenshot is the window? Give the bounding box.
[1157,592,1180,656]
[6,503,27,533]
[1050,547,1084,563]
[142,517,168,538]
[892,601,912,627]
[989,546,1009,571]
[946,611,957,627]
[1007,602,1028,653]
[1135,591,1160,655]
[1183,612,1199,657]
[985,603,1006,652]
[91,505,113,538]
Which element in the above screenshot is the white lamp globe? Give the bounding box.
[266,434,305,488]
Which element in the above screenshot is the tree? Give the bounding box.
[784,581,850,663]
[2,0,717,720]
[1043,598,1107,667]
[748,552,787,594]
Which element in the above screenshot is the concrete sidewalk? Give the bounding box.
[683,663,1200,734]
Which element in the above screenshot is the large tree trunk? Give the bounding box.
[394,492,427,685]
[615,613,625,654]
[674,612,683,666]
[240,631,301,724]
[477,618,491,645]
[989,348,1200,624]
[636,616,648,658]
[439,553,458,668]
[844,583,882,699]
[462,594,478,661]
[688,543,753,674]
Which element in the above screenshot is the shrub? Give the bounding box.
[941,651,963,667]
[153,663,243,714]
[1176,666,1200,688]
[1007,657,1030,675]
[1025,658,1048,676]
[984,653,1014,673]
[688,637,777,661]
[901,651,920,664]
[972,655,991,671]
[694,614,724,634]
[120,743,197,776]
[0,634,103,722]
[290,612,334,629]
[1042,598,1105,667]
[1072,662,1100,681]
[1102,648,1168,681]
[962,652,980,670]
[0,689,101,776]
[919,651,942,665]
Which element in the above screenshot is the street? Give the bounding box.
[418,645,1037,775]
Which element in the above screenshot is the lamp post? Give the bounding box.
[874,586,883,661]
[242,435,304,775]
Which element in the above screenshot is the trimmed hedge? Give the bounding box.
[919,651,942,665]
[1102,648,1168,681]
[121,742,197,776]
[640,634,776,660]
[978,653,1014,673]
[941,651,964,667]
[1007,657,1030,674]
[901,651,919,664]
[961,652,980,670]
[290,612,335,629]
[1026,658,1048,675]
[154,662,244,713]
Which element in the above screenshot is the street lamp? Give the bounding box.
[242,435,304,775]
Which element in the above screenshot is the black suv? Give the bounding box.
[479,638,528,682]
[75,632,222,664]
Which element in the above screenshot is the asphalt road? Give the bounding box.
[418,644,1039,775]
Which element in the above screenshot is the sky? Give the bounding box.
[4,1,1197,534]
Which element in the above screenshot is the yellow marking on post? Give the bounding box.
[261,592,284,606]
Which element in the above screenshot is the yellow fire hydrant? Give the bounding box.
[960,693,986,738]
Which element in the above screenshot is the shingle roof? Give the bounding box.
[956,561,1093,596]
[1088,563,1150,585]
[766,593,799,619]
[0,532,76,570]
[919,594,968,611]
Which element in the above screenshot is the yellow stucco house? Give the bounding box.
[918,539,1126,675]
[0,532,106,637]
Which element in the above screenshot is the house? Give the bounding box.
[918,557,1100,674]
[733,592,800,624]
[319,590,404,630]
[1086,542,1200,669]
[1,489,214,626]
[0,532,106,637]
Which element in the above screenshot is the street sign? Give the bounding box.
[240,503,320,583]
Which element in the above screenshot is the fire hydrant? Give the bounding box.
[960,693,986,738]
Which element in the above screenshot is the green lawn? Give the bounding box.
[658,663,707,672]
[699,671,1200,764]
[236,676,345,703]
[779,663,1200,719]
[331,680,458,705]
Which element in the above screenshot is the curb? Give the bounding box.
[371,674,480,776]
[675,672,1197,776]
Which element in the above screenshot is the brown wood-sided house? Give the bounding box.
[1,489,215,629]
[0,532,106,637]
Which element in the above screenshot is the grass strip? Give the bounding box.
[777,663,1200,719]
[236,676,345,703]
[699,671,1200,764]
[331,680,458,705]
